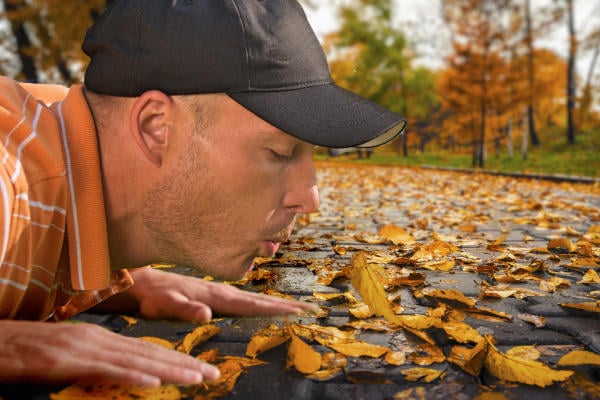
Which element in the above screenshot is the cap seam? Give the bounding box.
[230,0,251,90]
[242,79,333,92]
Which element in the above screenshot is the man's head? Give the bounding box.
[82,0,405,279]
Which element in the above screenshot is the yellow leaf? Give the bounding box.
[407,343,445,366]
[195,358,253,400]
[441,321,483,344]
[287,328,322,374]
[420,259,456,272]
[314,336,389,358]
[348,303,373,319]
[411,241,459,261]
[578,269,600,284]
[558,350,600,366]
[422,288,476,307]
[385,351,407,366]
[447,338,488,376]
[245,324,289,359]
[559,301,600,314]
[350,252,397,321]
[484,337,573,387]
[139,336,176,350]
[505,345,541,361]
[121,316,138,326]
[177,324,220,354]
[51,384,181,400]
[547,238,578,253]
[401,367,446,382]
[378,225,415,245]
[539,276,571,293]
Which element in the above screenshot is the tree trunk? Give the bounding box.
[566,0,576,145]
[4,0,38,82]
[525,0,540,146]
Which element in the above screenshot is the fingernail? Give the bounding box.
[204,365,221,381]
[183,369,204,383]
[140,375,161,387]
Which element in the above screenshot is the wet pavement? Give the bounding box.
[2,162,600,399]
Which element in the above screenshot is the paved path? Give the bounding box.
[3,162,600,399]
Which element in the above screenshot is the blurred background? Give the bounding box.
[0,0,598,177]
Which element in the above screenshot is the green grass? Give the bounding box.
[316,127,600,178]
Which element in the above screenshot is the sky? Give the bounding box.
[303,0,600,80]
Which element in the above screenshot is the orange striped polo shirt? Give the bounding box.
[0,76,132,321]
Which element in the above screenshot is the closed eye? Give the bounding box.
[269,149,294,163]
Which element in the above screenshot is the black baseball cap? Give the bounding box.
[82,0,406,148]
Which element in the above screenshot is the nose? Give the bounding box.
[282,154,320,214]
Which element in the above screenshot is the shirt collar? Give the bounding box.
[54,84,111,291]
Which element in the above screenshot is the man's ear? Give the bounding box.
[129,90,173,166]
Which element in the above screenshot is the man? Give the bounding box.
[0,0,405,387]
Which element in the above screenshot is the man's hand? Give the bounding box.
[0,320,220,386]
[124,267,317,323]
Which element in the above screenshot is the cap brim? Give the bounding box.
[228,83,406,148]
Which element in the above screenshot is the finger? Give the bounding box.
[140,293,213,323]
[46,357,162,387]
[207,287,318,316]
[77,326,221,383]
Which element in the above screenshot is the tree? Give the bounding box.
[325,0,421,156]
[441,0,523,168]
[523,0,540,146]
[565,0,577,144]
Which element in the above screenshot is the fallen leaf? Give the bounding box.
[378,225,415,245]
[505,345,541,361]
[177,324,220,354]
[484,337,573,387]
[246,324,289,359]
[385,351,407,366]
[518,313,546,328]
[139,336,176,350]
[557,350,600,366]
[196,358,263,400]
[287,327,322,374]
[350,252,397,321]
[559,301,600,314]
[422,288,476,307]
[578,269,600,284]
[401,367,446,382]
[407,343,446,366]
[547,238,578,253]
[448,338,488,376]
[51,384,181,400]
[441,321,483,344]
